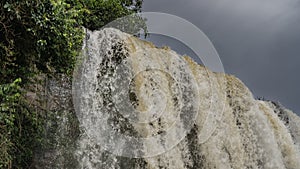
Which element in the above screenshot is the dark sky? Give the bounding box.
[141,0,300,115]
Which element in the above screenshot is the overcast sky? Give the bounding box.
[141,0,300,115]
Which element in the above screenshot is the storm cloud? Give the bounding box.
[142,0,300,114]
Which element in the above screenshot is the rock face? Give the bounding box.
[50,28,300,169]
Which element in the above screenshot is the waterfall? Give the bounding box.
[37,28,300,169]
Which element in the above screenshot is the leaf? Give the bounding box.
[4,2,10,9]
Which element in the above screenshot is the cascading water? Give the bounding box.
[57,28,300,169]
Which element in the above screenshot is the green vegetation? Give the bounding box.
[0,0,143,168]
[0,78,43,168]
